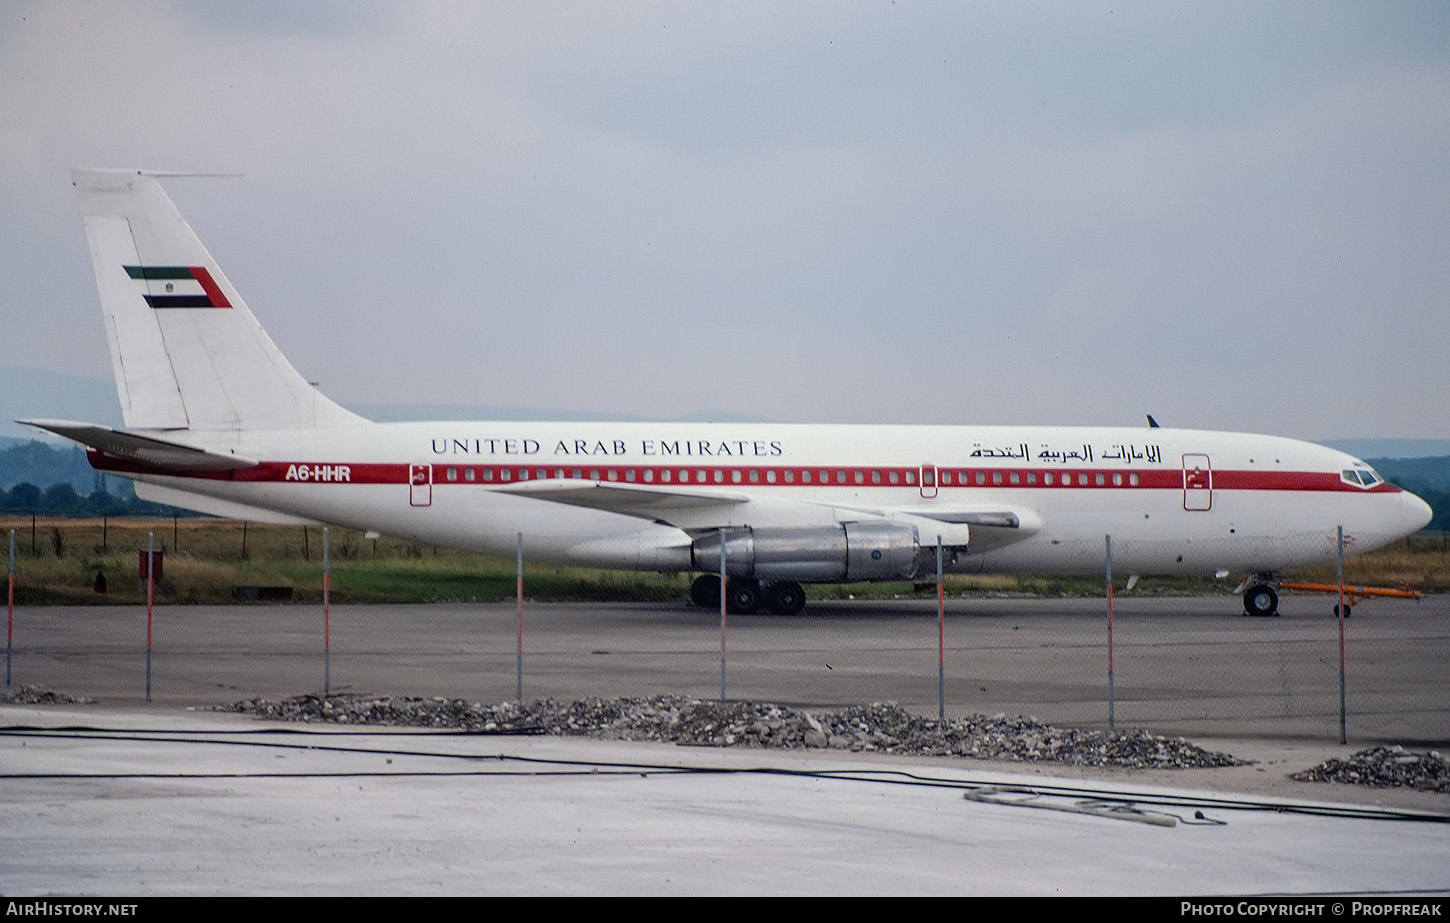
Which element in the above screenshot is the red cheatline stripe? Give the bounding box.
[84,450,1400,494]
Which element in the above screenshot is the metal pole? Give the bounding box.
[937,535,945,721]
[719,534,728,704]
[323,527,331,696]
[1106,534,1114,733]
[516,532,523,702]
[6,529,14,689]
[1338,525,1346,745]
[146,531,154,703]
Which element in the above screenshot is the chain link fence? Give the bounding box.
[4,517,1447,744]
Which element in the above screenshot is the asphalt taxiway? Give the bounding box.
[2,596,1447,895]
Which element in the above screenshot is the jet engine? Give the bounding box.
[690,521,923,583]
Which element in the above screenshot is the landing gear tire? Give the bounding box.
[764,581,807,616]
[726,577,762,615]
[1243,584,1279,617]
[690,574,720,608]
[1334,604,1353,619]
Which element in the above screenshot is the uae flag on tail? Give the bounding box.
[124,265,232,308]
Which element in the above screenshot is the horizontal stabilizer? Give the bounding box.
[20,419,257,472]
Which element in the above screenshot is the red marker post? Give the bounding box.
[6,529,14,689]
[323,527,331,696]
[516,532,523,702]
[720,537,728,704]
[145,532,154,703]
[1106,534,1115,733]
[1338,525,1346,745]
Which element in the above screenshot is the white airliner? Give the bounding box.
[25,169,1433,616]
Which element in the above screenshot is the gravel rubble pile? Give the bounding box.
[1,684,94,705]
[1291,745,1450,793]
[220,693,1246,770]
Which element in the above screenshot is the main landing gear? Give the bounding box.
[689,575,807,615]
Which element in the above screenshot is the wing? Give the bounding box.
[499,479,1041,551]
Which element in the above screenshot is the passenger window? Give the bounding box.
[446,467,457,482]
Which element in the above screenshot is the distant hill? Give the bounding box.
[0,438,117,494]
[1368,456,1450,494]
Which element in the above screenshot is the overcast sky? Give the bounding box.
[2,1,1447,440]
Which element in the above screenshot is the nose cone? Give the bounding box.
[1399,489,1434,536]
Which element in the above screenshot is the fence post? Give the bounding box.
[516,532,523,702]
[323,527,331,696]
[720,535,728,704]
[1106,534,1114,733]
[1338,525,1346,745]
[146,531,154,703]
[6,529,13,689]
[937,535,945,721]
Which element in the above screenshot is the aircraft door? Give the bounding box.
[1182,454,1211,511]
[920,464,938,499]
[409,463,433,507]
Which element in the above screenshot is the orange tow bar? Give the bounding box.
[1279,580,1421,616]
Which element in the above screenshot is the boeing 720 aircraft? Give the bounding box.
[25,169,1433,615]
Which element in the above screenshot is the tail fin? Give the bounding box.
[73,169,362,432]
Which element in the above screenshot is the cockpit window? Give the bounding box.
[1340,467,1384,488]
